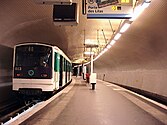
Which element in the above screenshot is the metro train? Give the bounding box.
[12,43,72,100]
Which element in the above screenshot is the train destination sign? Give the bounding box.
[87,0,134,19]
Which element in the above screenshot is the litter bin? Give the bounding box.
[90,73,96,90]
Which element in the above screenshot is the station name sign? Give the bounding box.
[87,0,134,19]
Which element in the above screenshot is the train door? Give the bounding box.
[54,52,60,90]
[59,56,63,86]
[68,63,70,81]
[65,60,67,83]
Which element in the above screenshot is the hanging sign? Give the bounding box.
[87,0,134,19]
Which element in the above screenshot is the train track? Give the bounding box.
[0,81,72,124]
[0,100,39,125]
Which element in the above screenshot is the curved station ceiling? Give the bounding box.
[0,0,166,68]
[0,0,129,63]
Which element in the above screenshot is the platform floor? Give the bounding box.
[21,77,167,125]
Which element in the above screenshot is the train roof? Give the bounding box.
[14,42,52,48]
[14,43,71,63]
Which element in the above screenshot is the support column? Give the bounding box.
[90,54,93,74]
[90,54,96,90]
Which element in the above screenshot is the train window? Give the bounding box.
[67,61,69,72]
[15,45,52,67]
[64,59,66,71]
[54,52,60,72]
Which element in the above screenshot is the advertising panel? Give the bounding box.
[87,0,134,19]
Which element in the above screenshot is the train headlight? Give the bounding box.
[16,73,23,77]
[41,73,48,77]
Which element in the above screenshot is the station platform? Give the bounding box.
[20,76,167,125]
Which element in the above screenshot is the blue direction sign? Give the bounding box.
[87,0,134,19]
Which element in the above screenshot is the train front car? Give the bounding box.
[13,43,55,100]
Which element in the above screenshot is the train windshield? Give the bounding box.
[15,45,52,67]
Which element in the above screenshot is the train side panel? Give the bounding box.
[53,52,60,90]
[13,78,55,91]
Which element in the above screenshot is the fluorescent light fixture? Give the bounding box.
[107,44,112,49]
[142,0,151,8]
[84,51,94,55]
[93,58,97,61]
[85,39,97,45]
[97,54,101,58]
[130,0,151,21]
[94,55,100,61]
[101,50,105,54]
[120,23,131,33]
[85,39,91,44]
[130,6,142,21]
[114,33,121,40]
[84,61,90,65]
[99,52,103,56]
[104,48,108,52]
[110,40,116,45]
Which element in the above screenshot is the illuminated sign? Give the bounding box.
[87,0,134,19]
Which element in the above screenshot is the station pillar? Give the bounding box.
[90,54,96,90]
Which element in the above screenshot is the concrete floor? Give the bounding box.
[21,77,167,125]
